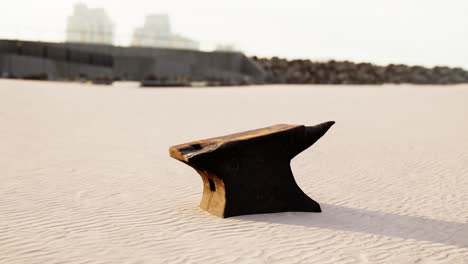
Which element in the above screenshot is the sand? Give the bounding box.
[0,79,467,264]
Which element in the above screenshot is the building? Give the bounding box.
[132,14,199,50]
[66,3,114,45]
[215,44,237,52]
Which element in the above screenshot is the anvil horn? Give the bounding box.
[292,121,335,157]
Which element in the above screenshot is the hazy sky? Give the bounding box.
[1,0,467,68]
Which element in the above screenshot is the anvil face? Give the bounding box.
[169,121,335,218]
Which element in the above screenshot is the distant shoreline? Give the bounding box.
[1,39,467,86]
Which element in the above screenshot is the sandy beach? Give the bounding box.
[1,79,467,263]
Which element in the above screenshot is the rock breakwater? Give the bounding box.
[252,56,468,84]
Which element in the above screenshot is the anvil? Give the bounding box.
[169,121,335,218]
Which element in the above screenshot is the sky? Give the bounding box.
[1,0,467,68]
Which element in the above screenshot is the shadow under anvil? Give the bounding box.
[233,203,468,248]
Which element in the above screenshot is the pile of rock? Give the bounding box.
[252,57,468,85]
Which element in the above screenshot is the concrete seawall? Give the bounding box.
[0,40,266,82]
